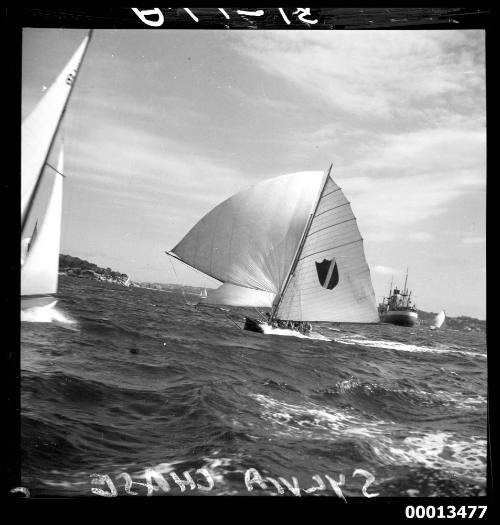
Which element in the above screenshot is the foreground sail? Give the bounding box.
[21,32,92,310]
[168,166,378,330]
[21,148,64,309]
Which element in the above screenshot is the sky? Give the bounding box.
[21,28,486,319]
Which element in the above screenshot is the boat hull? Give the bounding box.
[244,317,265,333]
[21,295,57,310]
[380,310,418,327]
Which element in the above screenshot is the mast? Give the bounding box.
[21,29,93,238]
[403,267,408,295]
[271,163,333,320]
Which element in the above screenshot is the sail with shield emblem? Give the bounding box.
[167,165,378,324]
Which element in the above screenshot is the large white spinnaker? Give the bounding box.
[21,32,91,229]
[274,172,379,322]
[170,171,324,295]
[21,147,64,303]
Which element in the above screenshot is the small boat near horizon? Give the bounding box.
[430,310,446,330]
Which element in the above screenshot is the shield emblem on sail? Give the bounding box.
[315,258,339,290]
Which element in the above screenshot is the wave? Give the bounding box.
[311,378,487,429]
[250,393,486,482]
[261,324,331,341]
[333,336,486,359]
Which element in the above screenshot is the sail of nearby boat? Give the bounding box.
[21,32,92,309]
[21,220,39,266]
[168,167,378,323]
[21,147,64,304]
[431,310,446,329]
[22,32,92,232]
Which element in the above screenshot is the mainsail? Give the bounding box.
[169,167,378,322]
[21,32,92,308]
[274,171,379,322]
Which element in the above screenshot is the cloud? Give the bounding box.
[233,30,485,121]
[336,125,485,238]
[408,232,433,241]
[462,236,486,244]
[373,265,405,276]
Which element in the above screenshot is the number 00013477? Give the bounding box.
[405,506,487,519]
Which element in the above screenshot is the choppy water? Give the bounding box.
[20,276,487,497]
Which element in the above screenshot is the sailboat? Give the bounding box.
[21,31,92,310]
[430,310,446,330]
[166,165,379,335]
[200,287,208,299]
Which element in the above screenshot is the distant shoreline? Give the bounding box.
[59,254,130,287]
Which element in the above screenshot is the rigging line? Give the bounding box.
[253,307,268,321]
[165,250,222,284]
[46,163,66,178]
[226,314,244,331]
[195,303,243,330]
[168,254,189,306]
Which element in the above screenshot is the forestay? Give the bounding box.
[275,175,378,322]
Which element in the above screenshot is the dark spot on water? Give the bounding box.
[438,445,455,460]
[130,348,139,354]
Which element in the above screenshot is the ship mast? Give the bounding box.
[403,267,409,307]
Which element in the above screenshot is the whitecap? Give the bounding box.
[250,393,487,482]
[333,337,486,360]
